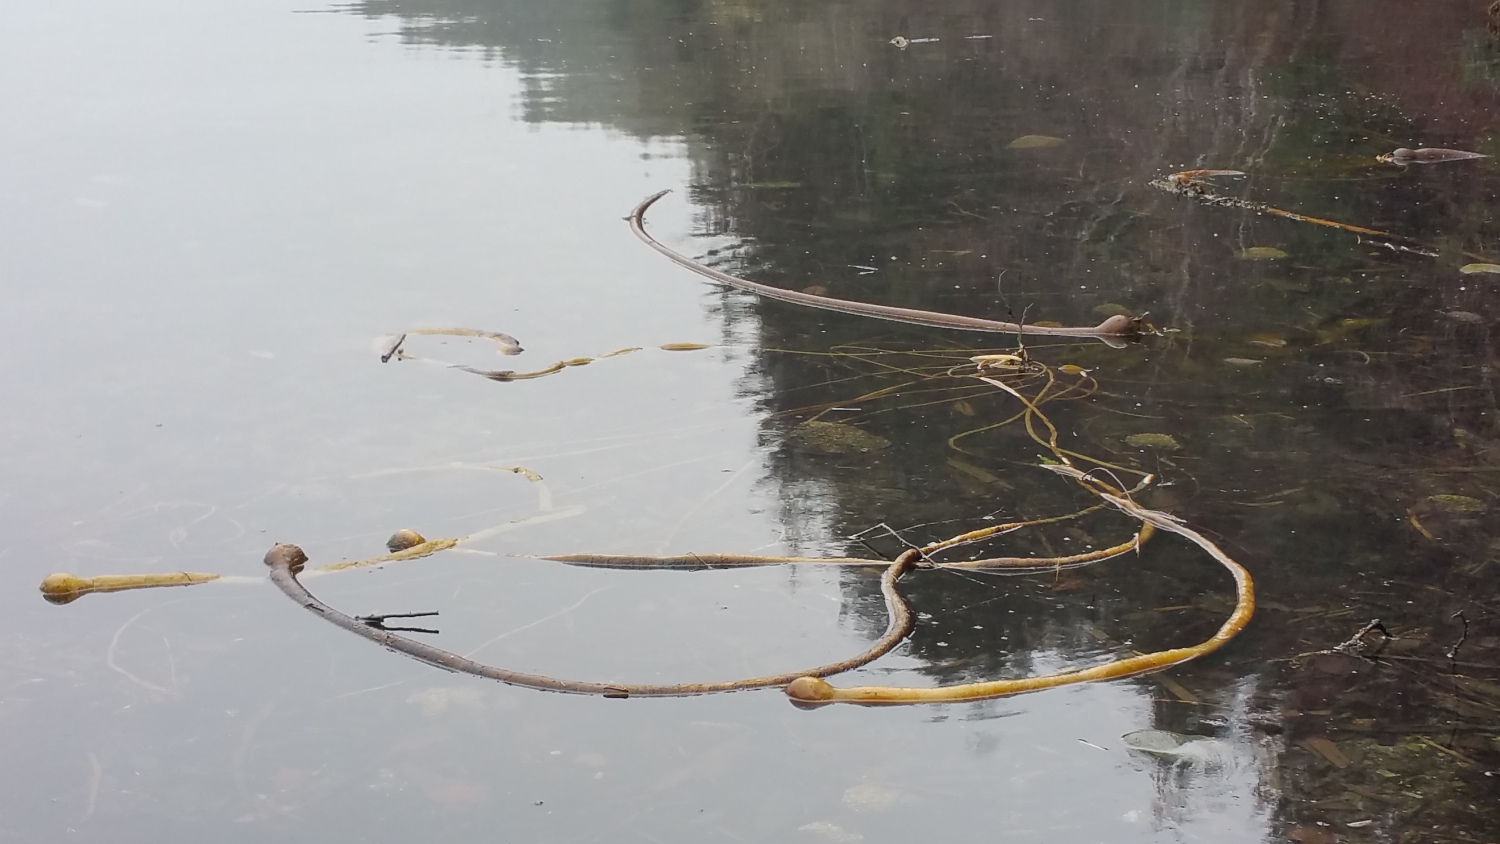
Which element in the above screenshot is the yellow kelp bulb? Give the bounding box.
[785,676,836,702]
[39,573,87,604]
[386,529,427,552]
[264,543,308,571]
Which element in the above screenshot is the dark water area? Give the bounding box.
[5,0,1500,841]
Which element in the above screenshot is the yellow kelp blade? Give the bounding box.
[39,571,223,605]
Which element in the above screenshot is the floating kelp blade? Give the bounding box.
[629,191,1145,344]
[1377,148,1488,165]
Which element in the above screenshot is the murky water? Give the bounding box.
[5,0,1499,841]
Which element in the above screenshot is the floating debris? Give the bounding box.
[1377,147,1488,165]
[1223,358,1264,366]
[1459,262,1500,275]
[1440,310,1486,325]
[888,36,939,49]
[1122,729,1230,764]
[659,342,712,351]
[1165,169,1245,185]
[1238,246,1288,260]
[800,821,864,843]
[841,780,909,812]
[1247,334,1287,348]
[1423,494,1486,515]
[1007,134,1065,149]
[1125,432,1181,450]
[1301,736,1351,769]
[789,420,892,454]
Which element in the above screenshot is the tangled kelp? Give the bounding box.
[39,194,1254,705]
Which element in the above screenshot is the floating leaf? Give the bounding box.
[1007,134,1065,149]
[802,285,830,296]
[1123,729,1190,755]
[1222,357,1263,366]
[1125,432,1181,450]
[659,342,711,351]
[1155,676,1199,704]
[1459,263,1500,275]
[1092,302,1133,318]
[1440,310,1485,324]
[951,399,976,417]
[1378,147,1489,165]
[1301,736,1351,768]
[1058,364,1089,375]
[1238,246,1288,260]
[1121,729,1228,762]
[946,457,1004,486]
[1338,317,1380,334]
[790,421,891,454]
[1424,494,1485,514]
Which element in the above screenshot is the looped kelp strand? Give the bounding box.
[263,543,920,698]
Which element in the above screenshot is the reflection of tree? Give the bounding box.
[336,0,1500,829]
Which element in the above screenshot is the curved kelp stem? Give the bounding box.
[629,191,1145,343]
[784,470,1253,706]
[264,542,920,698]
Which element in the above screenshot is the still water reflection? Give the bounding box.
[5,0,1499,841]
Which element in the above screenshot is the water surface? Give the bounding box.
[5,1,1499,841]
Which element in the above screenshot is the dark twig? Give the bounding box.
[1334,618,1393,658]
[380,334,406,363]
[358,610,439,635]
[1286,618,1393,667]
[1447,610,1468,670]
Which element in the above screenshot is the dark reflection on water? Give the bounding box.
[341,0,1500,832]
[9,0,1500,841]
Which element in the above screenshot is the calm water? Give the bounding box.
[5,1,1499,841]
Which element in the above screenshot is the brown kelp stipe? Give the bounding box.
[629,190,1146,345]
[263,542,919,698]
